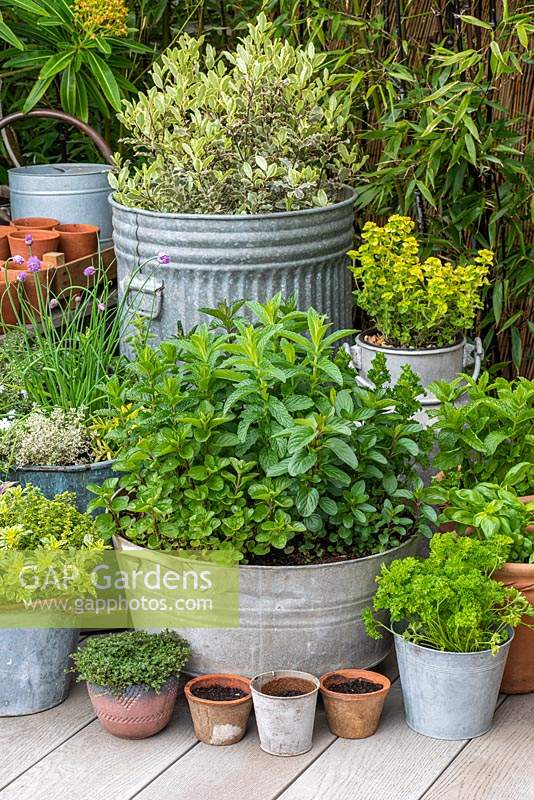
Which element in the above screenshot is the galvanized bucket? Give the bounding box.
[348,331,484,425]
[111,188,356,354]
[394,628,513,740]
[0,628,79,716]
[114,534,419,677]
[9,459,115,514]
[251,670,319,756]
[9,164,113,246]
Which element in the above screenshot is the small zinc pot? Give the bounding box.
[251,670,319,756]
[184,673,252,745]
[87,676,178,739]
[8,229,60,261]
[319,668,391,739]
[56,223,99,262]
[9,459,115,514]
[0,226,16,260]
[0,628,79,715]
[394,626,513,740]
[12,216,59,231]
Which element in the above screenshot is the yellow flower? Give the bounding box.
[73,0,129,38]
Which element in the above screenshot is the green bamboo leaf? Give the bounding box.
[464,133,477,165]
[499,310,523,332]
[84,51,122,111]
[492,281,503,325]
[458,15,493,30]
[511,327,522,371]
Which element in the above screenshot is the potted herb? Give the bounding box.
[319,668,391,739]
[429,372,534,496]
[90,297,435,676]
[434,483,534,694]
[251,670,320,756]
[364,532,532,739]
[110,13,360,343]
[0,483,106,715]
[184,674,252,746]
[347,215,491,418]
[71,630,191,739]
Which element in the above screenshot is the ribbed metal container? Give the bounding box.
[9,460,115,514]
[114,534,419,677]
[111,189,355,352]
[9,164,113,246]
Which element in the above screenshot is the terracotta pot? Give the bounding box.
[184,674,252,746]
[8,230,60,261]
[56,223,99,262]
[0,269,20,328]
[87,676,178,739]
[12,216,59,231]
[319,668,391,739]
[0,227,16,260]
[494,494,534,694]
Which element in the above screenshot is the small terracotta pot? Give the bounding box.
[184,674,252,746]
[319,668,391,739]
[495,494,534,694]
[12,216,59,231]
[56,223,99,262]
[8,230,60,261]
[0,227,16,261]
[87,677,178,739]
[0,269,20,328]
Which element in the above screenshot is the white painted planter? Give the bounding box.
[251,670,319,756]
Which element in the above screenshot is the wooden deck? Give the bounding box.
[0,655,532,800]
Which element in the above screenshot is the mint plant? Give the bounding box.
[363,532,533,654]
[89,297,434,563]
[430,372,534,495]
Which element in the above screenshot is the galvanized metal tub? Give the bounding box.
[9,460,115,514]
[111,188,355,353]
[394,628,513,740]
[9,164,113,246]
[114,534,419,677]
[0,628,79,716]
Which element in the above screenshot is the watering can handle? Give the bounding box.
[0,109,113,166]
[463,337,484,381]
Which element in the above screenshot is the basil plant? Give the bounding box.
[90,297,435,564]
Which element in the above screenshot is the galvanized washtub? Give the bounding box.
[111,188,356,353]
[114,534,419,677]
[9,460,115,514]
[0,628,79,715]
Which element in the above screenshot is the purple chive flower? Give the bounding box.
[24,233,33,246]
[97,302,106,312]
[83,266,96,277]
[49,298,59,310]
[27,256,41,273]
[11,255,25,266]
[17,272,27,282]
[157,252,170,265]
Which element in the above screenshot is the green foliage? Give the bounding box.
[0,333,31,419]
[363,532,533,654]
[89,296,435,563]
[430,372,534,495]
[429,483,534,564]
[71,630,191,694]
[112,13,362,214]
[349,215,491,348]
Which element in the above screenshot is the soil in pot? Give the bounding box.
[56,223,99,262]
[320,668,391,739]
[261,677,317,697]
[12,216,59,230]
[8,230,60,260]
[185,674,252,746]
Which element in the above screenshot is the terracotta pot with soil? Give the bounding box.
[184,673,252,746]
[56,223,99,262]
[0,227,16,260]
[320,668,391,738]
[8,230,60,260]
[12,216,59,231]
[251,670,320,756]
[87,677,178,739]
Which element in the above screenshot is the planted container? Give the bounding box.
[8,230,60,261]
[0,627,79,715]
[251,670,319,756]
[319,668,391,739]
[56,223,99,262]
[185,673,252,745]
[394,627,513,740]
[113,534,419,677]
[111,189,355,355]
[10,460,115,514]
[87,677,178,739]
